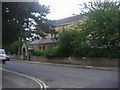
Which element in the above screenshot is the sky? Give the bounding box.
[39,0,90,20]
[39,0,118,20]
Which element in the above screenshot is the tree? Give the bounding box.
[57,29,79,57]
[2,2,52,54]
[76,1,120,49]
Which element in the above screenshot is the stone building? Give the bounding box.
[54,15,84,31]
[21,15,84,60]
[21,37,56,60]
[29,37,56,51]
[21,41,34,60]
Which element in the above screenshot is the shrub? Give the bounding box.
[103,49,120,59]
[56,46,69,57]
[72,45,120,59]
[32,47,67,58]
[72,45,90,57]
[87,48,120,59]
[44,48,59,59]
[87,48,101,58]
[32,50,46,56]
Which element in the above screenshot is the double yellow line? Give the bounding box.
[0,68,47,90]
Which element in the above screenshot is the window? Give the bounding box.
[0,51,5,54]
[39,46,41,50]
[43,46,45,50]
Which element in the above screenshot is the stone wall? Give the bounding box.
[9,55,118,67]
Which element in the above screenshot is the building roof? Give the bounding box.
[30,37,56,45]
[29,39,42,44]
[39,37,56,44]
[54,15,84,26]
[25,41,34,50]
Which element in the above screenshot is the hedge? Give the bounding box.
[32,50,46,56]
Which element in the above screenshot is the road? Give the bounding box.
[2,69,40,88]
[2,60,118,88]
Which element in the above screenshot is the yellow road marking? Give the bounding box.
[0,68,47,90]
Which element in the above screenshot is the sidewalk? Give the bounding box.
[2,69,40,88]
[14,59,118,72]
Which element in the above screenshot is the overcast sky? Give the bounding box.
[39,0,119,20]
[39,0,91,20]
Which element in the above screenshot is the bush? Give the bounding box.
[87,48,102,58]
[32,47,120,59]
[87,48,120,59]
[32,47,67,58]
[32,50,46,56]
[5,41,18,55]
[103,49,120,59]
[44,48,59,59]
[72,45,90,57]
[72,45,120,59]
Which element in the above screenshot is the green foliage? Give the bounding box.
[87,48,120,59]
[2,21,21,47]
[2,2,52,51]
[72,45,90,57]
[44,48,59,59]
[72,45,120,59]
[5,41,19,55]
[32,50,46,56]
[58,29,79,57]
[30,1,120,59]
[32,48,61,59]
[77,1,120,49]
[32,46,120,59]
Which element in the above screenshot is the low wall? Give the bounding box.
[9,55,119,67]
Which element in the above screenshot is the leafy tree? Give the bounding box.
[76,1,120,49]
[5,41,19,55]
[2,2,52,54]
[57,29,79,57]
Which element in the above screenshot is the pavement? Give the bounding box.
[2,69,40,88]
[14,59,118,72]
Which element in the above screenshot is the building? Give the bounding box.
[21,41,34,60]
[29,37,57,51]
[21,37,56,60]
[21,15,84,59]
[54,15,84,31]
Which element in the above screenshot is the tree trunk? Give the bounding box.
[18,37,22,55]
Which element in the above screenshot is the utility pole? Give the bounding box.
[0,1,2,49]
[0,2,2,90]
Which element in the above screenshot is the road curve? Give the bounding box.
[2,60,118,88]
[1,68,47,89]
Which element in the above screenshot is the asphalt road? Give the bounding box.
[2,70,40,88]
[2,60,118,88]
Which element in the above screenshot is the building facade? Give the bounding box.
[54,15,84,31]
[21,15,84,60]
[29,37,57,51]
